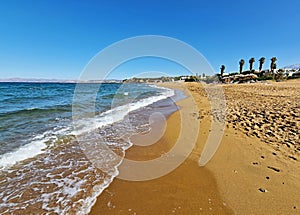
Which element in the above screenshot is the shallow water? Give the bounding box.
[0,82,182,214]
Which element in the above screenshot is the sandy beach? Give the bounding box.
[90,80,300,214]
[2,2,300,214]
[188,80,300,214]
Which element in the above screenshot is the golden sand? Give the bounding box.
[90,83,232,214]
[90,80,300,214]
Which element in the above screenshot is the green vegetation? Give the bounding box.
[220,65,225,77]
[218,56,294,83]
[184,76,199,82]
[270,57,277,71]
[239,59,245,74]
[249,57,255,71]
[274,69,285,82]
[124,56,300,84]
[259,57,265,71]
[257,76,274,81]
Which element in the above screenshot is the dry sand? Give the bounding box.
[187,80,300,214]
[90,80,300,214]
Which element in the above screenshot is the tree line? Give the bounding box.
[220,57,278,77]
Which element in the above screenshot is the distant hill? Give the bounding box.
[0,78,122,83]
[0,78,76,83]
[283,64,300,70]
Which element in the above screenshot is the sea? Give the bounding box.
[0,82,183,214]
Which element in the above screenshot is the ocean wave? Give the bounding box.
[0,125,74,169]
[0,105,71,117]
[72,87,175,136]
[0,84,176,214]
[0,86,174,170]
[0,139,47,169]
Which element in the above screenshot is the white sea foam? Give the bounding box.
[0,126,72,169]
[0,86,174,169]
[76,86,175,214]
[0,140,46,169]
[0,85,175,214]
[72,86,175,136]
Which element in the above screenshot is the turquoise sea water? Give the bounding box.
[0,82,181,214]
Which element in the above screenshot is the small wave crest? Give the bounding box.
[0,105,71,117]
[0,85,175,214]
[72,87,174,136]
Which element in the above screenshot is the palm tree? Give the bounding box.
[259,57,265,71]
[249,57,255,72]
[220,65,225,77]
[239,59,245,74]
[270,57,277,72]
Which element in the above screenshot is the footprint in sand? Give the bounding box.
[267,166,280,172]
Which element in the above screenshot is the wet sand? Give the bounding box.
[90,80,300,214]
[89,83,232,214]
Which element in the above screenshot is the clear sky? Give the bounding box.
[0,0,300,80]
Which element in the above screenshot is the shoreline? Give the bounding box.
[89,80,299,214]
[89,82,233,214]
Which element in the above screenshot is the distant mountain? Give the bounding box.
[0,78,77,83]
[283,64,300,70]
[0,78,122,83]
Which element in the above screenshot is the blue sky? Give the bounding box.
[0,0,300,80]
